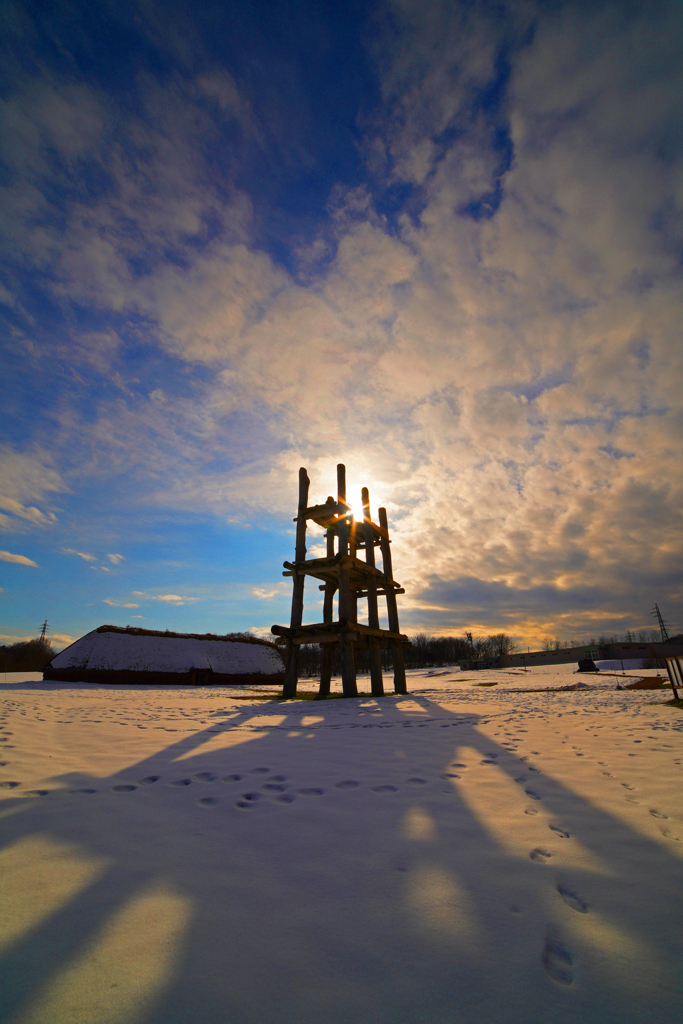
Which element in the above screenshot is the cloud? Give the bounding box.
[252,585,287,600]
[0,448,66,533]
[103,599,139,608]
[90,565,111,572]
[131,591,198,606]
[63,548,96,561]
[0,550,39,567]
[107,553,125,564]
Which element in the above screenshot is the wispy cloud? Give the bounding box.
[63,548,96,562]
[131,591,198,606]
[0,550,39,567]
[103,599,139,608]
[107,553,125,564]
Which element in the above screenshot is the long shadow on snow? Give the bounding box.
[0,689,681,1024]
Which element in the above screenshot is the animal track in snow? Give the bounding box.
[621,783,636,790]
[170,778,192,787]
[194,772,218,783]
[530,848,552,863]
[649,809,668,819]
[222,774,243,783]
[0,780,19,789]
[138,776,160,785]
[660,826,680,841]
[602,772,613,777]
[525,789,541,800]
[525,809,539,815]
[549,825,570,838]
[542,940,573,984]
[557,886,587,913]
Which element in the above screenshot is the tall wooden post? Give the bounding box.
[283,468,309,698]
[363,487,384,697]
[378,506,406,695]
[336,463,357,697]
[319,517,336,697]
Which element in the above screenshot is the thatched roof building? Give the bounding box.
[44,625,285,685]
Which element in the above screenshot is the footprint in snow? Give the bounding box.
[602,772,613,777]
[275,794,295,803]
[660,826,680,841]
[198,797,218,808]
[542,940,573,984]
[170,778,192,787]
[557,886,587,913]
[530,848,552,863]
[112,784,137,792]
[621,783,636,790]
[222,774,243,783]
[525,809,539,815]
[549,824,570,838]
[525,789,541,800]
[650,809,668,819]
[27,789,50,796]
[0,780,19,789]
[194,772,218,783]
[138,776,160,785]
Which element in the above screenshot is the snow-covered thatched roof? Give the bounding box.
[49,625,284,675]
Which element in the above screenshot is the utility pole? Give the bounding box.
[39,620,48,642]
[652,604,670,643]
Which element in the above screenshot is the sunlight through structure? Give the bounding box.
[272,463,408,698]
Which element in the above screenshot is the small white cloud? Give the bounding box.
[89,565,111,572]
[103,599,140,608]
[107,553,125,564]
[0,549,39,567]
[63,548,96,561]
[131,590,197,606]
[130,615,144,619]
[252,586,284,600]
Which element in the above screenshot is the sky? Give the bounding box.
[1,0,682,652]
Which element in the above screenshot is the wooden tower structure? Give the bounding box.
[271,464,408,699]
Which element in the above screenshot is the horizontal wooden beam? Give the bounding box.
[272,620,407,642]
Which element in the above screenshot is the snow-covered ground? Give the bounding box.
[1,666,682,1024]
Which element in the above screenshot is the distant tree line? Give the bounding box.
[0,637,55,672]
[540,629,664,651]
[294,632,519,677]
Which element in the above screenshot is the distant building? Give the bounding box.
[44,625,285,685]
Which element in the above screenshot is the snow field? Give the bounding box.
[0,672,682,1024]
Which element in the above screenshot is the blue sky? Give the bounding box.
[1,0,682,650]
